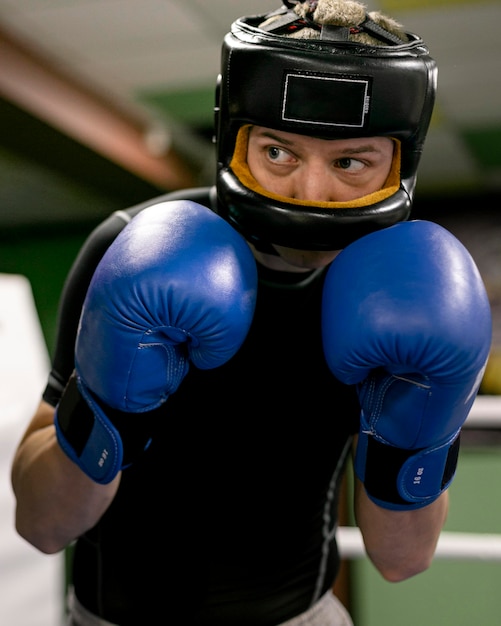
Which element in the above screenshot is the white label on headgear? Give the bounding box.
[282,72,371,128]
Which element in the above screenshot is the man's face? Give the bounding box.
[246,125,395,269]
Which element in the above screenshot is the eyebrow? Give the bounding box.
[338,145,382,155]
[257,130,294,145]
[254,130,384,154]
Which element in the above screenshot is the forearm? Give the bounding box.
[11,400,120,554]
[354,477,448,582]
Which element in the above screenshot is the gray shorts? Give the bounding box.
[66,587,353,626]
[278,591,353,626]
[66,588,117,626]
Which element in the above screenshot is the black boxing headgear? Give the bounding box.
[214,3,437,250]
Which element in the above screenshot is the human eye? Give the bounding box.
[334,157,365,172]
[266,145,296,165]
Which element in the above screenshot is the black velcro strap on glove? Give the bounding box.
[55,373,95,457]
[55,372,162,483]
[359,431,461,510]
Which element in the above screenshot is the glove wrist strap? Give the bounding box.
[55,372,158,484]
[355,430,461,510]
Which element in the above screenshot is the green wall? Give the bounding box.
[0,228,88,356]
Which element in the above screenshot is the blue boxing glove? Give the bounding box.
[322,220,492,510]
[55,200,257,483]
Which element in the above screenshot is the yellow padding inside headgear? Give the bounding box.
[230,124,401,209]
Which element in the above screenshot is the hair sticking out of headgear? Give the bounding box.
[260,0,408,45]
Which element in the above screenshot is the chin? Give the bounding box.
[275,247,341,270]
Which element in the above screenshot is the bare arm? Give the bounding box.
[11,399,120,555]
[353,440,448,582]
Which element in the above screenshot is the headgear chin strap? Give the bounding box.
[214,4,437,251]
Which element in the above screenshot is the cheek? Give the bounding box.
[377,160,395,188]
[245,146,267,182]
[246,151,269,183]
[246,151,267,187]
[246,150,294,195]
[245,148,258,176]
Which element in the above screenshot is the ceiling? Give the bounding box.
[0,0,500,228]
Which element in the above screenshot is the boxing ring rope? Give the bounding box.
[461,394,501,430]
[337,395,501,562]
[336,527,501,561]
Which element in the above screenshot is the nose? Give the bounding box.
[292,163,340,203]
